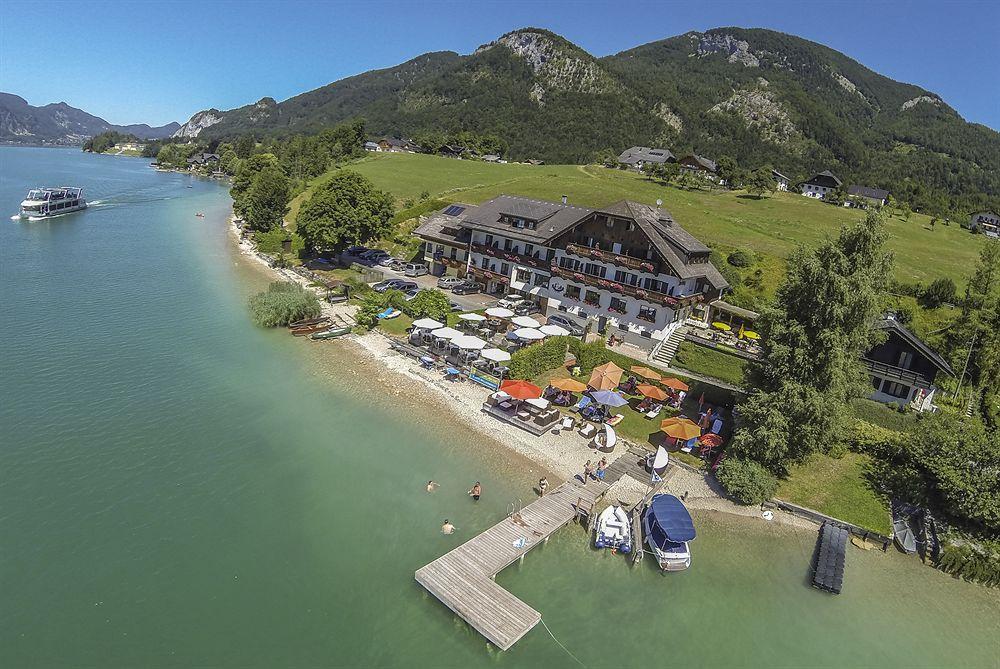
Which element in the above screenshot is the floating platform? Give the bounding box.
[812,521,849,594]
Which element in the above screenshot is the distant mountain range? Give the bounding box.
[0,93,179,145]
[174,26,999,210]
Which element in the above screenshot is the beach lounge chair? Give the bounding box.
[645,403,663,419]
[606,414,624,427]
[571,396,592,413]
[578,423,598,439]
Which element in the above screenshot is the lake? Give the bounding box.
[1,146,997,668]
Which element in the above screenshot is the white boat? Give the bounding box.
[18,187,87,218]
[594,504,632,554]
[642,494,696,571]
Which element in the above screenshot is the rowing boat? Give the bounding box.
[311,326,352,339]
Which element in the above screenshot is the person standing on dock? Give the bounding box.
[469,482,482,501]
[583,460,594,485]
[538,477,548,496]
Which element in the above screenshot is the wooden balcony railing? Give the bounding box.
[565,243,658,273]
[470,243,549,271]
[550,263,704,308]
[862,358,930,388]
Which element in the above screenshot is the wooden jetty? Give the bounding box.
[415,447,653,650]
[812,521,850,594]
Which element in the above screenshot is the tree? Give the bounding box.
[745,167,777,199]
[230,153,279,216]
[296,171,394,253]
[405,289,451,322]
[920,277,957,308]
[234,134,256,159]
[243,166,290,232]
[730,210,893,472]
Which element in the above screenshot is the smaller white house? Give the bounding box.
[970,210,999,238]
[799,170,842,198]
[772,170,789,192]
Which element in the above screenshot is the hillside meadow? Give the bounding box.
[289,152,986,289]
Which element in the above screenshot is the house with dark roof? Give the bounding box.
[376,137,421,153]
[799,170,842,199]
[413,195,728,348]
[617,146,676,170]
[363,141,379,152]
[678,154,718,180]
[772,170,790,192]
[438,144,467,159]
[846,185,890,208]
[864,314,954,412]
[969,210,999,238]
[186,152,220,167]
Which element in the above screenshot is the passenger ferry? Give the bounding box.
[18,187,87,218]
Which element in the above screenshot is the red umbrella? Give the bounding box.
[500,379,543,400]
[699,433,723,448]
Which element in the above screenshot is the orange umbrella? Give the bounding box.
[549,377,588,392]
[662,378,689,392]
[629,365,662,381]
[636,383,669,401]
[588,361,624,390]
[661,419,701,441]
[500,379,542,400]
[659,416,686,429]
[699,433,723,448]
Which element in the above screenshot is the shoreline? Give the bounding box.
[226,213,817,532]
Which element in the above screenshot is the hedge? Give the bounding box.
[715,457,779,505]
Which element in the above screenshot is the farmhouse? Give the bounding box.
[969,210,999,238]
[414,195,728,348]
[617,146,675,170]
[846,184,890,208]
[186,152,220,167]
[376,137,421,153]
[771,170,790,192]
[678,154,718,180]
[799,170,841,199]
[363,141,379,152]
[864,314,954,412]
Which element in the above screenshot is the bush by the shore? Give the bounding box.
[716,457,778,505]
[248,281,321,327]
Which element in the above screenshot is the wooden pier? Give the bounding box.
[415,447,657,650]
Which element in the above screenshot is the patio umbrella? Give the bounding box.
[500,379,542,400]
[459,312,486,322]
[453,335,487,350]
[636,383,669,401]
[430,327,463,340]
[743,330,760,340]
[712,321,732,332]
[548,377,588,392]
[629,365,662,381]
[412,318,444,330]
[539,324,570,336]
[480,348,511,362]
[699,433,724,448]
[588,361,624,390]
[511,315,542,328]
[662,377,689,392]
[485,307,514,318]
[590,390,629,407]
[661,419,701,441]
[513,327,544,340]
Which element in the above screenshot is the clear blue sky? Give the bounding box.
[3,0,998,130]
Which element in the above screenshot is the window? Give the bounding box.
[532,273,548,287]
[565,284,581,300]
[516,269,531,283]
[897,351,913,370]
[883,381,910,399]
[638,306,657,323]
[525,243,535,258]
[500,263,510,276]
[609,297,627,314]
[484,234,494,247]
[584,263,606,278]
[504,239,512,251]
[480,257,489,269]
[584,290,602,307]
[559,256,575,270]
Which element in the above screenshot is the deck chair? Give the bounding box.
[571,395,592,413]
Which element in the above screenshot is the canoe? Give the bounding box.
[290,323,332,336]
[289,316,330,328]
[311,326,352,340]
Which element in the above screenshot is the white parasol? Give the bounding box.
[430,327,463,340]
[511,315,542,328]
[480,348,512,362]
[459,312,487,322]
[485,307,514,318]
[513,327,544,340]
[452,335,487,350]
[539,324,570,336]
[412,318,444,330]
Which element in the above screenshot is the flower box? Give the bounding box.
[640,262,655,272]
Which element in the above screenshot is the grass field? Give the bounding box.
[672,341,748,387]
[289,153,985,289]
[778,452,890,533]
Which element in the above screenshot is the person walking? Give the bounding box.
[468,481,482,501]
[538,477,548,496]
[582,460,594,485]
[596,458,608,481]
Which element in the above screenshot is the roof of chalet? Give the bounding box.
[379,137,420,150]
[618,146,675,165]
[848,185,890,200]
[803,170,842,187]
[874,315,954,376]
[970,210,999,217]
[459,195,592,243]
[679,154,717,172]
[413,203,474,246]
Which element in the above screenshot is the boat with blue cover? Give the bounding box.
[642,494,696,571]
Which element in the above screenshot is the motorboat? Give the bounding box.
[642,494,696,571]
[594,505,632,554]
[290,323,333,336]
[311,325,352,340]
[891,504,920,554]
[18,187,87,218]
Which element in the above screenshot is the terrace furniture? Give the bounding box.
[645,403,663,419]
[517,410,531,420]
[578,423,598,439]
[571,396,593,413]
[560,416,576,431]
[498,401,514,411]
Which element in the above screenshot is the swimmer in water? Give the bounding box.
[469,482,482,501]
[426,480,439,492]
[441,519,456,535]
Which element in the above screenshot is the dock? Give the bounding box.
[812,521,849,594]
[415,447,653,650]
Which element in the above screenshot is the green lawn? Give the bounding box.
[377,313,412,337]
[777,452,890,533]
[289,153,983,291]
[672,341,748,387]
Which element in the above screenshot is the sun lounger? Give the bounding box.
[571,396,592,413]
[560,416,576,430]
[605,414,624,427]
[578,423,598,439]
[645,403,663,419]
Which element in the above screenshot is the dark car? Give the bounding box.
[345,245,368,257]
[373,278,409,293]
[513,300,540,316]
[452,281,483,295]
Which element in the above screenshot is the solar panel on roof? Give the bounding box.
[443,205,465,216]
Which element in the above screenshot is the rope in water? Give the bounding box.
[540,619,588,668]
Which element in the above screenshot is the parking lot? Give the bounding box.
[345,251,495,312]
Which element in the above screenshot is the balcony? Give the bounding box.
[471,243,549,271]
[550,263,704,308]
[862,358,930,389]
[565,243,657,273]
[468,266,510,285]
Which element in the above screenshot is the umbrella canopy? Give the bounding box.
[412,318,444,330]
[513,327,544,340]
[637,383,669,401]
[485,307,514,318]
[662,420,701,441]
[712,321,732,331]
[743,330,760,340]
[588,361,624,390]
[539,324,570,336]
[525,397,550,409]
[452,335,487,350]
[511,315,542,328]
[590,390,629,407]
[459,312,487,322]
[699,433,724,448]
[662,377,689,392]
[548,377,588,392]
[629,365,662,381]
[430,327,463,340]
[480,348,511,362]
[500,379,542,400]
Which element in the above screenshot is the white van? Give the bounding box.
[404,263,429,277]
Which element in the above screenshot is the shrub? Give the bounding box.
[403,288,451,322]
[509,337,571,380]
[247,282,321,327]
[848,419,906,458]
[728,249,753,268]
[920,277,957,308]
[355,289,405,329]
[936,536,1000,587]
[715,457,778,505]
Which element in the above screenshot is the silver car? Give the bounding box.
[546,314,585,336]
[404,263,429,277]
[437,276,466,290]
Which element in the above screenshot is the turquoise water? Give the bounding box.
[1,147,997,668]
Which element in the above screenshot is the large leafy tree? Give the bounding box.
[243,166,290,232]
[230,153,279,216]
[296,171,394,253]
[730,210,893,472]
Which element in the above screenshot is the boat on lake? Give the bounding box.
[290,323,332,336]
[18,187,87,218]
[311,326,352,339]
[594,504,632,554]
[642,494,696,571]
[891,504,920,554]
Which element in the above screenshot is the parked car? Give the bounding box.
[403,288,420,301]
[361,250,390,265]
[449,301,463,312]
[513,301,540,316]
[437,276,466,290]
[546,314,585,336]
[373,278,409,293]
[452,281,483,295]
[378,256,403,267]
[345,246,368,257]
[388,259,406,272]
[495,296,523,310]
[404,262,429,277]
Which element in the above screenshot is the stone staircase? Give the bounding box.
[651,325,688,366]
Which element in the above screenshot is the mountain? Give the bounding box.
[176,27,999,211]
[0,93,179,145]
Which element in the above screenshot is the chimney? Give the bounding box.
[561,195,567,205]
